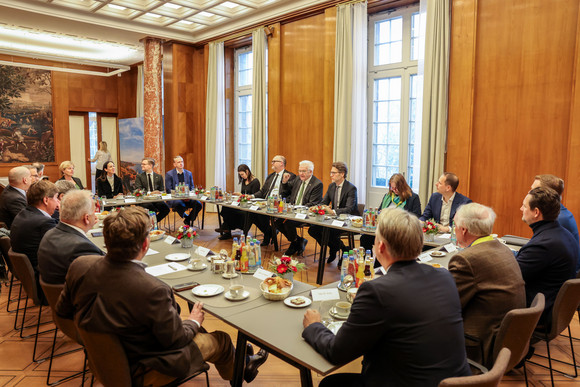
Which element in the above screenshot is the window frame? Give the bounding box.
[234,46,253,168]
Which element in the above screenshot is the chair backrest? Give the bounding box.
[357,203,365,217]
[39,277,81,343]
[8,248,41,305]
[438,348,511,387]
[0,236,14,274]
[492,293,544,372]
[77,326,132,387]
[546,278,580,340]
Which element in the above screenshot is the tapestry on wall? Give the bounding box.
[119,117,144,192]
[0,65,55,163]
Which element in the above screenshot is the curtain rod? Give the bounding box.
[213,25,271,44]
[339,0,367,6]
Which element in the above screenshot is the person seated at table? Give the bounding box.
[56,206,268,384]
[52,180,76,221]
[308,161,358,265]
[249,155,296,245]
[0,166,32,229]
[11,180,59,300]
[276,160,323,255]
[38,189,104,285]
[31,162,48,180]
[134,158,170,223]
[360,173,421,253]
[58,160,84,190]
[96,161,124,199]
[531,174,580,272]
[448,203,525,368]
[165,156,202,227]
[217,164,261,240]
[302,208,471,386]
[26,164,40,183]
[517,186,578,325]
[420,172,471,232]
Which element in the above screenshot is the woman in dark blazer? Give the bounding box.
[96,161,123,198]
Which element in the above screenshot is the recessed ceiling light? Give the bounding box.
[163,3,181,10]
[108,4,126,10]
[199,11,214,17]
[222,1,238,8]
[146,13,162,18]
[179,20,193,25]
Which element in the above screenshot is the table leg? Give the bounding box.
[216,204,223,235]
[299,366,314,387]
[271,217,279,252]
[201,202,206,230]
[232,332,248,387]
[316,227,330,285]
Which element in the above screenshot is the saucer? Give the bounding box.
[224,290,250,301]
[187,263,207,271]
[430,251,447,258]
[192,284,224,297]
[284,296,312,308]
[165,253,190,262]
[222,273,238,279]
[329,308,349,320]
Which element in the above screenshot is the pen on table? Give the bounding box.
[169,264,179,271]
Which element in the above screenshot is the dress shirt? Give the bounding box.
[296,177,312,206]
[270,172,283,197]
[13,186,26,198]
[38,208,51,218]
[64,222,88,236]
[440,192,456,226]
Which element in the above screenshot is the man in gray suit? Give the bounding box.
[0,166,32,228]
[448,203,526,368]
[38,190,104,284]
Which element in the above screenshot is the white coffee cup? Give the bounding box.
[230,284,244,298]
[338,213,348,220]
[334,301,351,316]
[191,257,203,269]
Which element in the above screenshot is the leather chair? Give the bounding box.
[438,347,511,387]
[40,277,87,386]
[0,236,25,314]
[528,279,580,386]
[77,326,210,387]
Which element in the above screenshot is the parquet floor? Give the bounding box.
[0,212,579,386]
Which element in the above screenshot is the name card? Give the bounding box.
[331,220,345,227]
[164,194,172,199]
[231,201,240,207]
[253,268,274,281]
[443,243,457,253]
[164,235,176,245]
[250,205,259,211]
[311,288,340,302]
[417,252,433,263]
[295,213,307,220]
[196,246,211,257]
[125,198,136,203]
[200,195,208,200]
[145,248,159,256]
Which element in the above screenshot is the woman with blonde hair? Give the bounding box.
[58,161,84,189]
[88,141,112,179]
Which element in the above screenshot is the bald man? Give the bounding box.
[0,166,32,228]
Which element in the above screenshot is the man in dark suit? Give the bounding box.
[449,203,526,368]
[249,154,297,245]
[0,166,32,228]
[11,180,59,299]
[276,160,323,255]
[308,161,358,264]
[134,158,170,223]
[302,208,471,387]
[165,156,202,226]
[38,190,104,284]
[517,186,578,324]
[56,207,268,383]
[420,172,472,232]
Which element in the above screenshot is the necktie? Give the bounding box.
[148,174,153,192]
[334,185,340,209]
[268,173,278,196]
[295,182,306,205]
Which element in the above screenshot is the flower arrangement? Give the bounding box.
[269,255,306,277]
[423,219,438,235]
[133,189,144,198]
[194,187,204,196]
[238,194,250,203]
[310,205,327,216]
[177,225,197,240]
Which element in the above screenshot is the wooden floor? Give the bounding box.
[0,212,579,386]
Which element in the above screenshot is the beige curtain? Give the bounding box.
[205,42,226,211]
[418,0,450,206]
[334,2,367,201]
[136,64,144,117]
[252,28,268,184]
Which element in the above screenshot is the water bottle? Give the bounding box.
[149,211,158,230]
[450,221,457,245]
[340,253,349,283]
[254,239,262,268]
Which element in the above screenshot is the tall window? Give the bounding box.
[367,7,421,202]
[235,47,253,167]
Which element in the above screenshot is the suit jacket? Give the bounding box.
[134,172,164,192]
[420,192,472,223]
[96,174,123,198]
[448,239,526,367]
[303,260,471,386]
[516,220,578,323]
[57,176,84,190]
[11,205,58,270]
[558,204,580,272]
[0,185,27,228]
[253,169,296,199]
[38,222,104,284]
[165,169,195,192]
[280,175,323,207]
[56,255,204,378]
[321,180,359,216]
[378,191,422,217]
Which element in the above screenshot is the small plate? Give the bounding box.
[222,273,238,279]
[224,290,250,301]
[329,308,349,320]
[187,263,207,271]
[430,251,447,258]
[327,321,344,334]
[284,296,312,308]
[165,253,190,262]
[192,284,224,297]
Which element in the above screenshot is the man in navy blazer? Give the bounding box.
[38,190,104,284]
[517,187,578,324]
[0,166,32,229]
[302,208,471,387]
[420,172,472,232]
[165,156,202,226]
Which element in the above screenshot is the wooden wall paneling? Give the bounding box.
[193,45,208,187]
[267,22,282,183]
[117,66,138,119]
[67,73,118,113]
[323,7,337,190]
[224,47,235,192]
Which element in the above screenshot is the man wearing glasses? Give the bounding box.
[249,155,296,245]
